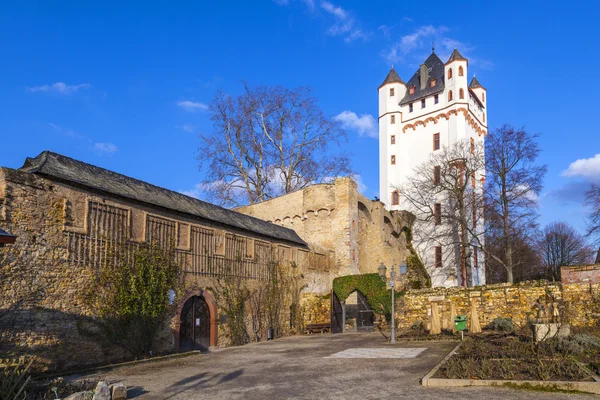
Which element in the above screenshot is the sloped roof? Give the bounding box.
[379,67,404,88]
[399,52,445,105]
[469,76,485,90]
[20,151,307,247]
[0,228,16,244]
[446,48,468,64]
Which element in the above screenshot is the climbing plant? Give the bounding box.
[80,242,181,358]
[332,273,403,322]
[401,226,432,289]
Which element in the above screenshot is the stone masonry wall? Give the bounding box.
[398,280,600,331]
[0,167,325,371]
[237,177,413,294]
[561,264,600,284]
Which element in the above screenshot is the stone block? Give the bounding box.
[533,323,570,342]
[111,383,128,400]
[65,392,86,400]
[92,381,111,400]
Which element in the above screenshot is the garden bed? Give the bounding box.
[423,332,600,394]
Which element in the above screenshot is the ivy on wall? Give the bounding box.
[401,226,432,289]
[332,273,403,322]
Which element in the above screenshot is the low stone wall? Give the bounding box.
[398,281,600,331]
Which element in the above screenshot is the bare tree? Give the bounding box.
[198,84,352,207]
[397,139,485,287]
[485,229,543,283]
[484,125,547,283]
[585,184,600,247]
[537,222,594,281]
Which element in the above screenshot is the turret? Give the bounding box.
[378,67,406,117]
[445,49,468,103]
[469,76,487,124]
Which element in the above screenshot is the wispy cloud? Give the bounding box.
[28,82,92,95]
[321,1,369,43]
[176,124,195,133]
[562,153,600,182]
[93,142,118,155]
[48,123,118,156]
[383,25,446,64]
[177,100,209,112]
[334,110,377,138]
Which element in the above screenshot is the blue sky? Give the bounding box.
[1,0,598,234]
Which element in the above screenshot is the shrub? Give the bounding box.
[488,317,515,332]
[572,334,600,350]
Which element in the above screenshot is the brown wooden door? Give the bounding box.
[180,296,211,351]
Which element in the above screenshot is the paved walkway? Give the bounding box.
[83,333,593,399]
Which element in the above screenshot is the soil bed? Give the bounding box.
[433,333,600,382]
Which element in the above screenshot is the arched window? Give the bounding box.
[430,79,436,87]
[483,114,486,123]
[448,69,453,79]
[409,86,415,94]
[448,90,453,101]
[459,88,464,99]
[459,66,464,76]
[392,191,399,206]
[482,92,485,102]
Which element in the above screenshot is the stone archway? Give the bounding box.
[174,288,218,351]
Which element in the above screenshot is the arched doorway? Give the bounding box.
[179,296,211,351]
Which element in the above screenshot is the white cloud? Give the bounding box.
[177,100,208,112]
[383,25,446,64]
[93,142,118,154]
[562,154,600,181]
[48,122,85,139]
[176,124,195,133]
[28,82,91,95]
[334,110,377,138]
[320,1,369,43]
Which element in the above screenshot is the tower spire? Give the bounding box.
[432,41,435,53]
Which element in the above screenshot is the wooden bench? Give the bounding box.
[305,323,331,334]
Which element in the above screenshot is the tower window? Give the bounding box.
[390,88,395,97]
[435,246,442,268]
[459,66,464,76]
[473,247,478,268]
[391,115,396,124]
[433,133,440,150]
[434,94,439,104]
[391,135,395,144]
[391,155,396,165]
[471,171,476,187]
[482,92,485,102]
[392,191,399,205]
[448,69,453,79]
[483,113,486,123]
[433,165,441,185]
[409,86,415,94]
[430,79,437,87]
[421,99,426,109]
[459,88,465,99]
[448,91,453,101]
[434,203,441,225]
[470,137,475,154]
[409,103,413,113]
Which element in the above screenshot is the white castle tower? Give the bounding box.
[378,49,487,287]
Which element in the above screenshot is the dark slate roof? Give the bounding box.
[20,151,308,247]
[379,67,404,88]
[469,76,485,90]
[399,52,445,105]
[0,228,16,244]
[446,48,467,64]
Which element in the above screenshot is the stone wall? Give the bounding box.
[398,280,600,331]
[0,166,327,371]
[237,177,413,294]
[561,264,600,284]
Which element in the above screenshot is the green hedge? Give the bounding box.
[332,273,403,322]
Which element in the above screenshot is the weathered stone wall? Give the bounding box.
[237,177,413,293]
[561,264,600,284]
[0,167,325,371]
[398,280,600,331]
